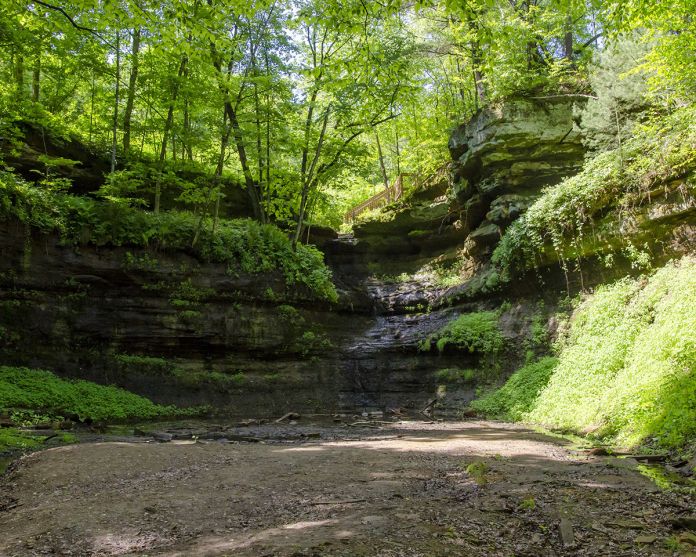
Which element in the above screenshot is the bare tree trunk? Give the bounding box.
[394,124,401,176]
[375,130,390,201]
[122,27,141,156]
[14,53,24,100]
[183,98,193,160]
[32,55,40,102]
[111,31,120,175]
[224,101,265,222]
[210,45,265,222]
[211,108,232,235]
[264,46,272,216]
[154,56,188,213]
[89,70,95,145]
[564,16,573,60]
[293,107,330,250]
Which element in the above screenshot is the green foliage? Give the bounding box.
[435,368,477,384]
[277,304,301,322]
[421,311,504,358]
[578,34,652,152]
[10,409,60,426]
[463,460,489,485]
[475,258,696,451]
[0,428,43,453]
[297,331,332,357]
[276,303,333,357]
[470,357,558,421]
[113,354,173,376]
[606,0,696,102]
[169,279,214,310]
[0,172,337,301]
[492,105,696,276]
[122,251,159,271]
[524,309,549,362]
[0,366,183,422]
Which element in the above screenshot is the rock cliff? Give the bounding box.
[2,97,692,419]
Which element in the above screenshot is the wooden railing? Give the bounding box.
[344,173,417,223]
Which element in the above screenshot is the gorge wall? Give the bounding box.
[2,98,692,419]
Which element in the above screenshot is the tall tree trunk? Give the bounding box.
[183,98,193,160]
[154,56,188,213]
[89,70,95,145]
[254,79,264,188]
[462,14,486,107]
[32,55,40,102]
[224,101,264,222]
[14,53,24,100]
[375,130,390,201]
[122,27,141,156]
[564,15,574,61]
[111,31,120,175]
[210,53,265,221]
[264,45,272,216]
[293,106,329,250]
[211,109,232,236]
[394,123,401,176]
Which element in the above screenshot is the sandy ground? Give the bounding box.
[1,420,694,557]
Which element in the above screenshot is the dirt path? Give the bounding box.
[1,420,694,556]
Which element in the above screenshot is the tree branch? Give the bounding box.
[32,0,101,38]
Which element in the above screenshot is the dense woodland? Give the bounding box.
[1,0,693,235]
[0,1,695,554]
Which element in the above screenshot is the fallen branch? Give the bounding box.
[275,412,300,423]
[309,499,366,506]
[348,421,381,427]
[420,398,437,417]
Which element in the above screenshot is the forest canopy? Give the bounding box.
[0,0,694,235]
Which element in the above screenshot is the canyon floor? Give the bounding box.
[1,420,695,557]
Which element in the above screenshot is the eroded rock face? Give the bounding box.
[8,97,686,420]
[0,220,489,417]
[449,98,585,198]
[351,98,587,274]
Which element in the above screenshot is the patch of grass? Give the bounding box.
[58,432,78,444]
[0,366,186,422]
[529,257,696,450]
[464,460,489,485]
[636,464,696,494]
[0,171,337,302]
[0,428,43,452]
[470,357,558,421]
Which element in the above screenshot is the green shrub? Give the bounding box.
[113,354,173,376]
[475,257,696,451]
[421,311,504,357]
[0,171,337,302]
[0,366,183,422]
[470,357,558,420]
